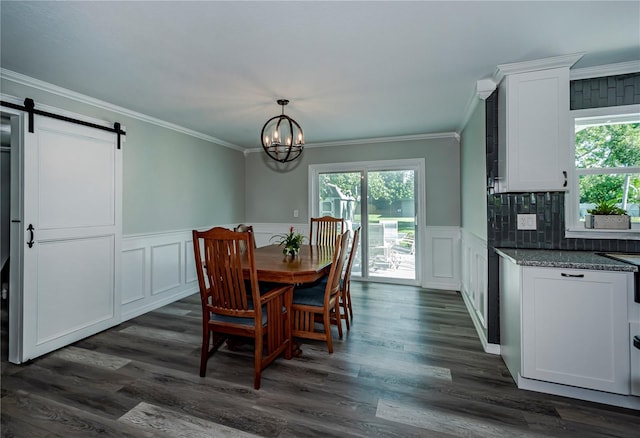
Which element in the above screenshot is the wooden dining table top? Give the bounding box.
[242,244,334,284]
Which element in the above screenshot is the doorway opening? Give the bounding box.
[1,110,19,364]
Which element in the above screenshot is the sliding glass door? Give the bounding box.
[317,171,363,277]
[311,159,423,285]
[367,169,416,281]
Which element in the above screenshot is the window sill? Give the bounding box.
[565,228,640,240]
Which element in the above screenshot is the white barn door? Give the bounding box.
[13,114,122,363]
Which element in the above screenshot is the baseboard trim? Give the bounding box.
[461,290,500,355]
[517,374,640,410]
[422,280,461,291]
[122,287,198,322]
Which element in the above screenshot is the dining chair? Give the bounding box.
[292,230,350,353]
[192,227,293,389]
[233,224,255,253]
[307,226,360,333]
[340,226,360,330]
[309,216,345,246]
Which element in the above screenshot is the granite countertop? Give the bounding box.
[495,248,639,272]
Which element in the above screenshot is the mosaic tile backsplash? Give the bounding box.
[488,191,640,253]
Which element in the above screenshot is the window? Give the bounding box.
[566,105,640,238]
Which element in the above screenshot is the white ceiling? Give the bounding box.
[1,1,639,150]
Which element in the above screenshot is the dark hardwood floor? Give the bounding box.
[2,282,639,437]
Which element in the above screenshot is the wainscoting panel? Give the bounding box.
[120,224,297,321]
[121,248,145,305]
[250,222,308,248]
[432,237,455,278]
[423,226,461,291]
[150,242,181,295]
[121,224,465,322]
[184,240,197,284]
[121,229,206,321]
[461,230,499,354]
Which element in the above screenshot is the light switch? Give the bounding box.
[293,209,299,218]
[517,214,537,230]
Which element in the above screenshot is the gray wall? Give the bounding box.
[460,100,487,240]
[0,78,245,235]
[245,137,461,226]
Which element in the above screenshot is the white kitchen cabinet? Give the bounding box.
[520,267,630,394]
[496,67,571,193]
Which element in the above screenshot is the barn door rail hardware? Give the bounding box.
[1,98,126,149]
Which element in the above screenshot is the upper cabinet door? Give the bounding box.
[496,67,571,193]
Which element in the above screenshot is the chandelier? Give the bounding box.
[261,99,304,163]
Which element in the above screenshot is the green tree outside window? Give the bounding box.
[576,122,640,212]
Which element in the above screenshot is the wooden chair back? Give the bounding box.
[291,230,350,353]
[233,223,256,253]
[343,227,360,287]
[341,226,360,325]
[193,227,259,321]
[192,226,293,389]
[326,230,351,300]
[309,216,345,246]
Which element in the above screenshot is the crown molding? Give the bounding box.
[476,78,497,100]
[570,60,640,80]
[493,52,585,84]
[0,68,244,152]
[244,132,460,155]
[307,132,461,147]
[458,78,497,132]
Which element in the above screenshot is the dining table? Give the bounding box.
[240,243,335,356]
[242,243,335,285]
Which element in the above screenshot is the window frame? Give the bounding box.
[565,104,640,240]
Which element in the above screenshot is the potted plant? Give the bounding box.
[271,226,305,257]
[585,199,631,229]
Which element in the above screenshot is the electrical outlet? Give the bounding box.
[517,214,537,230]
[293,209,299,218]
